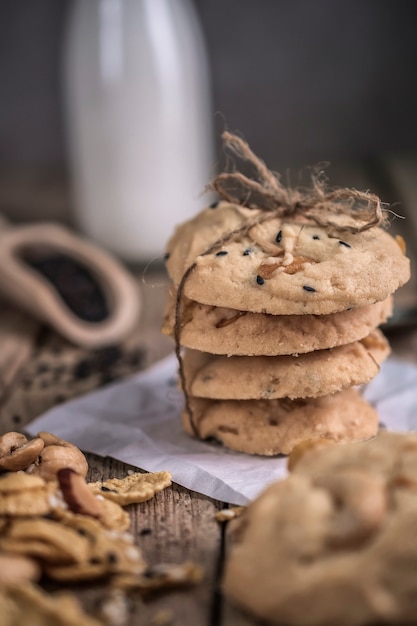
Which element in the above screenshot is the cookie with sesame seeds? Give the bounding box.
[164,202,409,315]
[181,387,378,456]
[162,287,393,356]
[181,329,390,400]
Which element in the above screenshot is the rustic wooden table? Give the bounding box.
[1,159,417,626]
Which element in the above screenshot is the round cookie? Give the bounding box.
[223,431,417,626]
[165,202,410,315]
[182,388,378,456]
[163,289,393,355]
[182,329,390,400]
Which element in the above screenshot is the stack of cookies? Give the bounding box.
[162,199,410,456]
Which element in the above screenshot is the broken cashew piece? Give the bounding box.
[315,470,387,548]
[32,444,88,481]
[37,431,76,448]
[58,468,103,518]
[0,432,44,471]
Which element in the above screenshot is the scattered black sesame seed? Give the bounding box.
[25,254,109,322]
[95,346,122,368]
[139,527,152,536]
[338,240,351,248]
[209,201,219,209]
[243,248,252,256]
[107,552,119,564]
[73,358,92,380]
[100,373,115,386]
[101,486,118,493]
[303,285,316,293]
[256,275,265,285]
[126,349,144,368]
[312,235,320,240]
[275,230,282,244]
[215,250,228,257]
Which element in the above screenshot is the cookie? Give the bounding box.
[163,288,393,355]
[181,388,378,456]
[181,329,390,400]
[165,203,410,315]
[223,431,417,626]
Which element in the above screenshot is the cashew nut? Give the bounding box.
[37,432,74,448]
[0,432,44,471]
[315,469,387,548]
[32,444,88,482]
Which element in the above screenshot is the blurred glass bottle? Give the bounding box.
[64,0,214,262]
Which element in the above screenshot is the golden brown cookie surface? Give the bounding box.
[182,329,390,400]
[165,203,410,315]
[182,388,378,456]
[163,289,393,356]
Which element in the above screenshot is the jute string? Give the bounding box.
[175,131,388,437]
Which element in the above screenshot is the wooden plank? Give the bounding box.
[82,454,224,626]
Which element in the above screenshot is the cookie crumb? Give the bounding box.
[151,609,174,625]
[215,506,246,522]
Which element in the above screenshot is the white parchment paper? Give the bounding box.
[26,354,417,505]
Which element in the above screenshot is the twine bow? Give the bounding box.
[212,131,387,233]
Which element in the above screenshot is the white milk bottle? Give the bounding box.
[64,0,214,262]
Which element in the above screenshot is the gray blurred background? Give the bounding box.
[1,0,417,222]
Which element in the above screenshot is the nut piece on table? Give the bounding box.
[0,432,44,471]
[57,468,103,518]
[31,433,88,481]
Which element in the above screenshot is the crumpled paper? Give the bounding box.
[26,354,417,505]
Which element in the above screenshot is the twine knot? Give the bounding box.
[211,131,388,233]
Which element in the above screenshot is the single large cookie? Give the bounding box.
[182,329,390,400]
[223,431,417,626]
[165,202,409,315]
[163,287,393,355]
[182,389,378,456]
